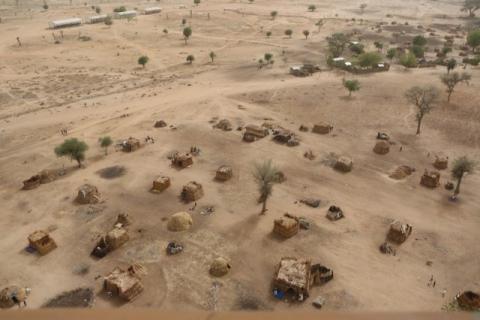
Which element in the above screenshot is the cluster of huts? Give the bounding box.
[48,7,161,29]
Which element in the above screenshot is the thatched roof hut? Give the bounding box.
[28,230,57,255]
[167,212,193,232]
[334,156,353,172]
[151,176,171,193]
[172,153,193,168]
[122,137,141,152]
[273,257,312,301]
[433,156,448,170]
[215,165,233,181]
[273,216,299,238]
[387,221,412,244]
[76,184,101,204]
[209,257,231,277]
[373,140,390,155]
[181,181,204,202]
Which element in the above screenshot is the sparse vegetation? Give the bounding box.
[270,11,278,20]
[446,58,457,73]
[54,138,88,168]
[253,160,279,214]
[266,31,272,38]
[303,30,310,40]
[405,86,439,134]
[327,33,349,57]
[387,48,397,60]
[399,52,417,68]
[357,52,381,67]
[209,51,216,63]
[451,156,476,198]
[98,136,112,155]
[467,29,480,52]
[343,79,360,97]
[308,5,316,12]
[183,26,192,44]
[440,72,471,102]
[138,55,149,68]
[412,35,427,47]
[187,54,195,64]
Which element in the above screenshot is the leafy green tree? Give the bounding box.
[138,55,149,68]
[446,58,457,73]
[209,51,216,63]
[303,30,310,39]
[55,138,88,168]
[405,86,439,134]
[270,11,278,20]
[357,52,382,67]
[266,31,272,38]
[411,45,425,58]
[467,29,480,52]
[253,160,280,214]
[440,72,471,102]
[308,4,316,12]
[399,52,417,68]
[186,54,195,64]
[451,156,476,198]
[412,35,427,47]
[327,33,349,57]
[285,29,293,38]
[98,136,112,155]
[183,26,192,44]
[343,79,360,97]
[386,48,397,60]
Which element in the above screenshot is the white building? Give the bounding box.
[143,7,162,15]
[48,18,82,29]
[114,10,137,19]
[86,14,108,24]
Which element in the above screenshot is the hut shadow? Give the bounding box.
[266,230,293,243]
[96,290,127,307]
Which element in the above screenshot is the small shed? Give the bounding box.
[373,140,390,155]
[273,257,312,301]
[433,156,448,170]
[243,124,269,142]
[181,181,204,202]
[172,153,193,168]
[103,266,144,301]
[387,221,412,244]
[28,230,57,255]
[215,165,233,181]
[143,7,162,15]
[273,215,299,238]
[49,18,82,29]
[312,123,333,134]
[76,184,101,204]
[105,227,129,250]
[122,137,141,152]
[334,156,353,173]
[420,170,440,188]
[151,176,171,193]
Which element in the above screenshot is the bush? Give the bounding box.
[412,35,427,47]
[357,51,382,67]
[349,43,365,55]
[399,52,417,68]
[411,45,425,58]
[113,6,126,13]
[104,16,113,26]
[467,29,480,52]
[387,48,397,59]
[138,55,149,68]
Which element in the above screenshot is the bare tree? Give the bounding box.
[440,72,471,102]
[253,160,279,215]
[405,86,439,135]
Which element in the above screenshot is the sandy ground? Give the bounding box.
[0,0,479,312]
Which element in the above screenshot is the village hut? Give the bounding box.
[48,18,82,29]
[28,230,57,255]
[243,124,269,142]
[273,257,312,301]
[122,137,141,152]
[420,170,440,188]
[389,165,415,180]
[209,257,231,277]
[76,184,101,204]
[154,120,167,128]
[373,140,390,155]
[273,215,299,238]
[151,176,171,193]
[103,266,144,301]
[312,123,333,134]
[326,206,344,221]
[181,181,204,202]
[215,165,233,181]
[105,227,129,250]
[167,212,193,232]
[387,221,413,244]
[433,156,448,170]
[334,156,353,173]
[172,153,193,168]
[0,286,30,309]
[456,291,480,311]
[214,119,233,131]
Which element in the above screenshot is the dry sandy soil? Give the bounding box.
[0,0,479,312]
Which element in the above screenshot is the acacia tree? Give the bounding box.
[405,86,439,135]
[209,51,216,63]
[343,79,360,97]
[138,55,149,68]
[303,30,310,40]
[270,11,278,20]
[446,58,457,74]
[461,0,480,17]
[451,156,476,199]
[55,138,88,168]
[327,33,349,57]
[253,160,279,214]
[266,31,272,38]
[99,136,112,155]
[285,29,293,38]
[440,72,471,102]
[183,26,192,44]
[308,5,316,12]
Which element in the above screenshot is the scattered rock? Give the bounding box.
[166,242,184,255]
[379,242,396,255]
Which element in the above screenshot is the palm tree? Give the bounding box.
[451,156,476,199]
[253,160,279,214]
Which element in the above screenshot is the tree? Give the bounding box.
[440,72,471,102]
[399,52,417,68]
[209,51,216,63]
[55,138,88,168]
[95,6,101,14]
[446,58,457,73]
[194,0,200,5]
[467,29,480,53]
[405,86,439,134]
[411,45,425,58]
[186,54,195,64]
[359,3,367,13]
[163,28,168,36]
[270,11,278,20]
[99,136,112,155]
[386,48,396,60]
[374,41,384,51]
[138,55,149,68]
[315,19,324,31]
[43,3,48,10]
[461,0,480,17]
[104,16,113,26]
[303,30,310,39]
[182,18,187,25]
[253,160,279,214]
[308,4,316,12]
[327,33,349,57]
[451,156,476,198]
[343,79,360,97]
[285,29,292,38]
[264,52,274,66]
[266,31,272,38]
[357,52,381,67]
[183,26,192,44]
[412,35,427,47]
